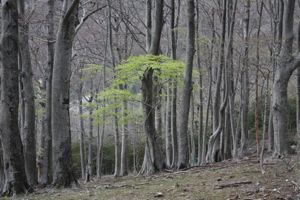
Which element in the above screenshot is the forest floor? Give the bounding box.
[18,155,298,200]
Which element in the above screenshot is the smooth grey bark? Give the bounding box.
[177,0,195,169]
[106,0,121,177]
[146,0,151,51]
[201,8,215,165]
[140,0,164,174]
[208,0,227,162]
[78,74,86,180]
[0,142,4,193]
[240,0,250,156]
[39,0,55,185]
[196,0,203,165]
[165,83,172,167]
[18,0,37,186]
[170,0,180,169]
[0,0,30,195]
[272,0,300,156]
[268,0,284,152]
[120,100,129,176]
[51,0,79,187]
[97,26,108,179]
[85,81,94,182]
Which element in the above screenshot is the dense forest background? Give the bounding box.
[0,0,299,198]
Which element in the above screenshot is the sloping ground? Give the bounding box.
[21,156,297,200]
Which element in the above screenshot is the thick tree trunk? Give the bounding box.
[177,0,195,169]
[39,0,55,185]
[0,0,30,195]
[272,0,298,156]
[18,0,37,186]
[51,0,79,187]
[140,0,164,174]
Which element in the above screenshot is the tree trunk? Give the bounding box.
[177,0,195,169]
[0,142,5,193]
[0,0,30,195]
[170,0,180,169]
[165,83,172,167]
[78,78,86,180]
[18,0,38,186]
[272,0,298,156]
[39,0,55,186]
[51,0,79,187]
[140,0,164,174]
[120,100,129,176]
[86,82,94,182]
[240,0,250,156]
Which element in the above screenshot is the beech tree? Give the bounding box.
[0,0,30,195]
[51,0,79,186]
[177,0,195,169]
[272,0,300,156]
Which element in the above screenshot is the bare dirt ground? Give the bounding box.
[17,155,298,200]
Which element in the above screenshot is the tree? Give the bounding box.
[51,0,79,186]
[177,0,195,169]
[272,0,300,156]
[18,0,38,186]
[39,0,55,185]
[240,0,250,156]
[0,0,30,195]
[140,0,165,174]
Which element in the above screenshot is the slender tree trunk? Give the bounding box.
[196,0,203,165]
[0,142,4,193]
[201,8,215,165]
[177,0,195,169]
[120,100,129,176]
[51,0,79,186]
[86,82,94,182]
[78,76,86,180]
[165,83,172,167]
[240,0,250,156]
[208,0,227,162]
[170,0,180,169]
[0,0,30,195]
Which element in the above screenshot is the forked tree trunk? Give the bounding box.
[51,0,79,187]
[140,0,164,174]
[0,0,30,195]
[273,0,300,156]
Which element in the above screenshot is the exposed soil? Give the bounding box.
[16,155,298,200]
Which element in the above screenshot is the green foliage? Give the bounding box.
[113,54,184,86]
[86,54,184,127]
